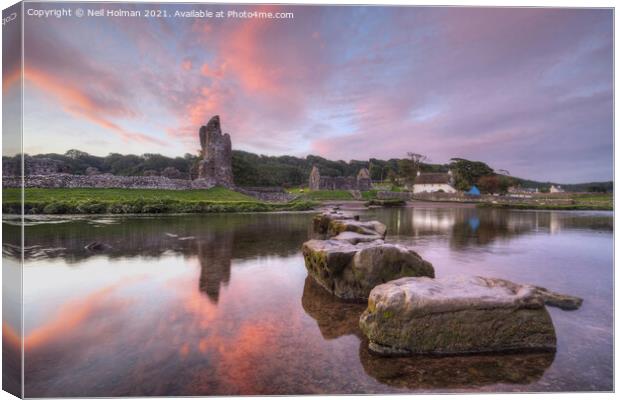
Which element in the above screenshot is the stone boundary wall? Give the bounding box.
[2,174,215,190]
[236,187,297,202]
[411,192,473,202]
[377,191,412,201]
[2,174,299,203]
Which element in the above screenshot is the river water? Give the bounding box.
[4,206,613,396]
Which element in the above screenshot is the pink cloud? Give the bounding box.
[20,6,611,181]
[181,59,193,71]
[25,67,166,146]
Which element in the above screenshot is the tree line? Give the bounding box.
[3,149,611,193]
[5,149,447,187]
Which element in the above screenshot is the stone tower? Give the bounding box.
[197,115,234,188]
[309,166,321,191]
[356,168,371,191]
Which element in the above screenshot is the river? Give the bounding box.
[3,205,613,396]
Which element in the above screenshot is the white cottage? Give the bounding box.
[413,171,457,194]
[549,185,564,193]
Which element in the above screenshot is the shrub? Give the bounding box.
[42,202,71,214]
[141,201,171,213]
[76,202,107,214]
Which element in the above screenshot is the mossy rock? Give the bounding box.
[302,239,434,301]
[359,276,557,356]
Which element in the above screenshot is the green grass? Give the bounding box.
[306,190,354,201]
[289,189,354,201]
[286,188,308,195]
[4,187,255,203]
[287,188,381,201]
[2,187,317,215]
[478,193,612,211]
[361,190,379,200]
[569,193,613,207]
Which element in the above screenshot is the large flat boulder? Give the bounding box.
[302,240,434,301]
[359,276,557,356]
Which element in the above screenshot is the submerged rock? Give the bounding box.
[301,276,366,340]
[302,239,434,301]
[359,276,557,356]
[359,340,555,389]
[533,285,583,310]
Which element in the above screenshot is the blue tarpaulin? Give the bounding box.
[467,185,481,196]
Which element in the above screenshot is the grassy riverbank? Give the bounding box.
[477,193,613,211]
[287,188,379,201]
[2,187,317,215]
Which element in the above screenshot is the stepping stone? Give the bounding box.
[359,276,557,355]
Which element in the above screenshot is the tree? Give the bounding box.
[497,175,514,194]
[387,170,398,186]
[397,152,428,186]
[477,175,501,194]
[407,152,428,176]
[397,159,416,186]
[65,149,90,159]
[449,158,494,190]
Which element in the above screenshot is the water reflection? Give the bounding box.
[4,213,313,263]
[196,234,232,302]
[359,345,555,390]
[6,214,314,304]
[2,207,612,395]
[302,276,556,390]
[301,277,365,340]
[366,207,612,250]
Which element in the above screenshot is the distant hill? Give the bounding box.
[511,177,613,193]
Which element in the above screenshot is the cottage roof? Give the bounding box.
[415,172,451,184]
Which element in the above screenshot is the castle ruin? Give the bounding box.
[308,166,371,191]
[196,115,234,188]
[2,116,299,201]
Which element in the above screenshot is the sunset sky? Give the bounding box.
[9,3,613,183]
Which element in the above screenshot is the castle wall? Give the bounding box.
[2,174,213,190]
[308,166,371,191]
[2,174,297,202]
[198,116,234,188]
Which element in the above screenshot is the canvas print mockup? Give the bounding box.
[1,1,614,397]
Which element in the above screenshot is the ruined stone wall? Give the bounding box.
[308,166,371,191]
[236,187,297,202]
[377,191,411,200]
[309,166,321,191]
[356,178,371,191]
[2,174,213,190]
[198,116,234,188]
[316,176,359,191]
[2,174,299,203]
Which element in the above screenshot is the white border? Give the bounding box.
[0,1,615,400]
